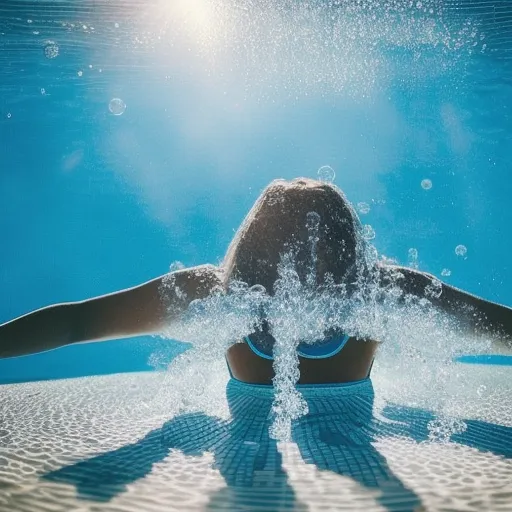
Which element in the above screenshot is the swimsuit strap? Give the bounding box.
[244,336,274,360]
[229,335,374,382]
[225,353,375,384]
[245,334,350,360]
[297,334,350,359]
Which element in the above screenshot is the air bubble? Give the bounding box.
[40,88,46,95]
[357,202,370,215]
[6,113,11,119]
[389,286,403,298]
[249,284,266,294]
[169,261,185,272]
[425,278,442,299]
[455,245,467,257]
[441,268,451,277]
[421,179,432,190]
[362,225,376,241]
[43,40,59,59]
[306,212,321,286]
[317,165,335,183]
[427,417,466,443]
[408,248,419,269]
[77,70,83,77]
[109,98,127,116]
[366,244,378,262]
[306,211,320,229]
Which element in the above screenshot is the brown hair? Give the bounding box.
[223,178,366,294]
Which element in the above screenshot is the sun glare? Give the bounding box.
[160,0,220,49]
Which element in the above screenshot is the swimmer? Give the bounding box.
[1,178,511,385]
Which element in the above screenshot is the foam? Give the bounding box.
[161,225,496,440]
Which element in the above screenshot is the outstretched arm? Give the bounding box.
[379,264,512,349]
[0,264,223,359]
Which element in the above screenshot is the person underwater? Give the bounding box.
[1,178,511,386]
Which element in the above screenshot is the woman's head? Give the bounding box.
[223,178,365,294]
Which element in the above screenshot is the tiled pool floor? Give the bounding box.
[1,368,510,512]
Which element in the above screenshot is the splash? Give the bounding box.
[408,248,419,269]
[427,416,467,443]
[160,223,494,441]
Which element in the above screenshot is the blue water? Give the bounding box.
[0,1,511,384]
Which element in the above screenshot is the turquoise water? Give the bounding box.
[0,2,511,510]
[1,0,511,382]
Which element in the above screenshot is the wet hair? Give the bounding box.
[223,178,366,294]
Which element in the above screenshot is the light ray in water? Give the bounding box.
[141,0,483,100]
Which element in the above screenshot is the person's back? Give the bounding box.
[1,178,510,385]
[222,178,377,384]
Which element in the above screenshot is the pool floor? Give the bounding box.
[1,368,510,512]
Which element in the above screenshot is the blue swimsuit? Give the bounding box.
[244,333,350,360]
[227,332,373,386]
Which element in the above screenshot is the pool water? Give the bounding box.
[1,1,511,511]
[1,361,510,511]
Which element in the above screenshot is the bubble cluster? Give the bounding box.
[455,245,467,257]
[169,261,186,272]
[43,41,59,59]
[357,202,371,215]
[427,416,467,443]
[317,165,335,184]
[109,98,127,116]
[362,225,376,241]
[425,277,443,299]
[441,268,452,277]
[477,384,487,397]
[135,0,485,100]
[159,228,493,441]
[408,248,419,269]
[306,211,321,287]
[421,179,433,190]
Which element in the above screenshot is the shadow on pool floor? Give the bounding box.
[43,380,511,512]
